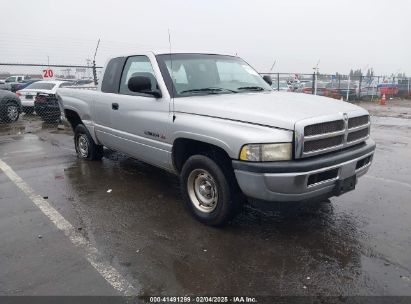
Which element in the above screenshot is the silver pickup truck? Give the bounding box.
[57,51,376,226]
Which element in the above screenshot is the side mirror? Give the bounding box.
[263,75,272,85]
[128,76,162,98]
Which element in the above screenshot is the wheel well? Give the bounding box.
[172,138,232,173]
[64,109,82,130]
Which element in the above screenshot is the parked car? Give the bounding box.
[271,80,290,91]
[4,75,28,83]
[13,79,43,92]
[74,79,94,85]
[4,75,31,92]
[57,51,375,226]
[296,81,327,96]
[0,90,22,122]
[16,80,73,114]
[0,80,11,91]
[324,81,357,100]
[288,80,303,92]
[34,93,61,123]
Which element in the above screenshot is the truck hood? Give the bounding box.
[174,91,367,130]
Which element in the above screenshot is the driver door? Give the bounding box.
[109,55,172,170]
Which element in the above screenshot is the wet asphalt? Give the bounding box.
[0,107,410,297]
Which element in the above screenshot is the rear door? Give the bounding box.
[108,55,172,170]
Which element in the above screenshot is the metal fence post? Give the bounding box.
[312,73,315,94]
[277,73,280,91]
[358,75,362,100]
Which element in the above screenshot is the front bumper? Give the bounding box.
[232,139,376,202]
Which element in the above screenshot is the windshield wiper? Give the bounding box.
[180,87,237,94]
[237,86,265,91]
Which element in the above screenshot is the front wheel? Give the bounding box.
[180,153,243,226]
[74,124,104,160]
[2,103,20,122]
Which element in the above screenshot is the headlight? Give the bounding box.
[239,143,292,161]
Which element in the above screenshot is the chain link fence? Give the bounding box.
[1,63,410,129]
[261,72,411,101]
[0,63,102,125]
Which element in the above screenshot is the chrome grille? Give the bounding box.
[347,128,369,142]
[304,120,345,136]
[295,113,370,158]
[348,115,369,129]
[304,136,344,153]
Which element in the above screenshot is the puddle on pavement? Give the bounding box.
[58,152,371,295]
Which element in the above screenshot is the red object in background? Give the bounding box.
[42,69,54,78]
[16,91,21,97]
[380,94,386,105]
[379,86,399,96]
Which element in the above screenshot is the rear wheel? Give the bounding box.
[180,152,243,226]
[2,102,20,122]
[74,124,104,160]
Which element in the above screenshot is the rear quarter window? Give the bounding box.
[101,57,126,93]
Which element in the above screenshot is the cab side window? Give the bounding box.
[119,56,158,96]
[101,57,125,93]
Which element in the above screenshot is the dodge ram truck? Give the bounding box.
[57,51,376,226]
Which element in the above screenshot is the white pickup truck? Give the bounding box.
[57,51,375,226]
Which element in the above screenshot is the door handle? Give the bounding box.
[112,103,119,110]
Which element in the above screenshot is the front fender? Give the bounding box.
[170,113,293,159]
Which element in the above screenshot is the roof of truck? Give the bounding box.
[115,50,236,57]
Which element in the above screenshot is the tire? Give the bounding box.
[74,124,104,160]
[2,102,20,122]
[180,152,243,226]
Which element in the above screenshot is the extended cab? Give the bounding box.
[57,51,376,226]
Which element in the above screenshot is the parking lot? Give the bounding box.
[0,99,410,299]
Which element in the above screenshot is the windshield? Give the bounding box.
[156,54,272,97]
[25,82,56,90]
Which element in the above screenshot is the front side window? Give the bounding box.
[119,56,158,95]
[156,54,272,97]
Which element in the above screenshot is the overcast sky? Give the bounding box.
[0,0,410,75]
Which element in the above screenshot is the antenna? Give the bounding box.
[93,39,100,62]
[168,29,176,122]
[269,60,276,73]
[92,39,100,85]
